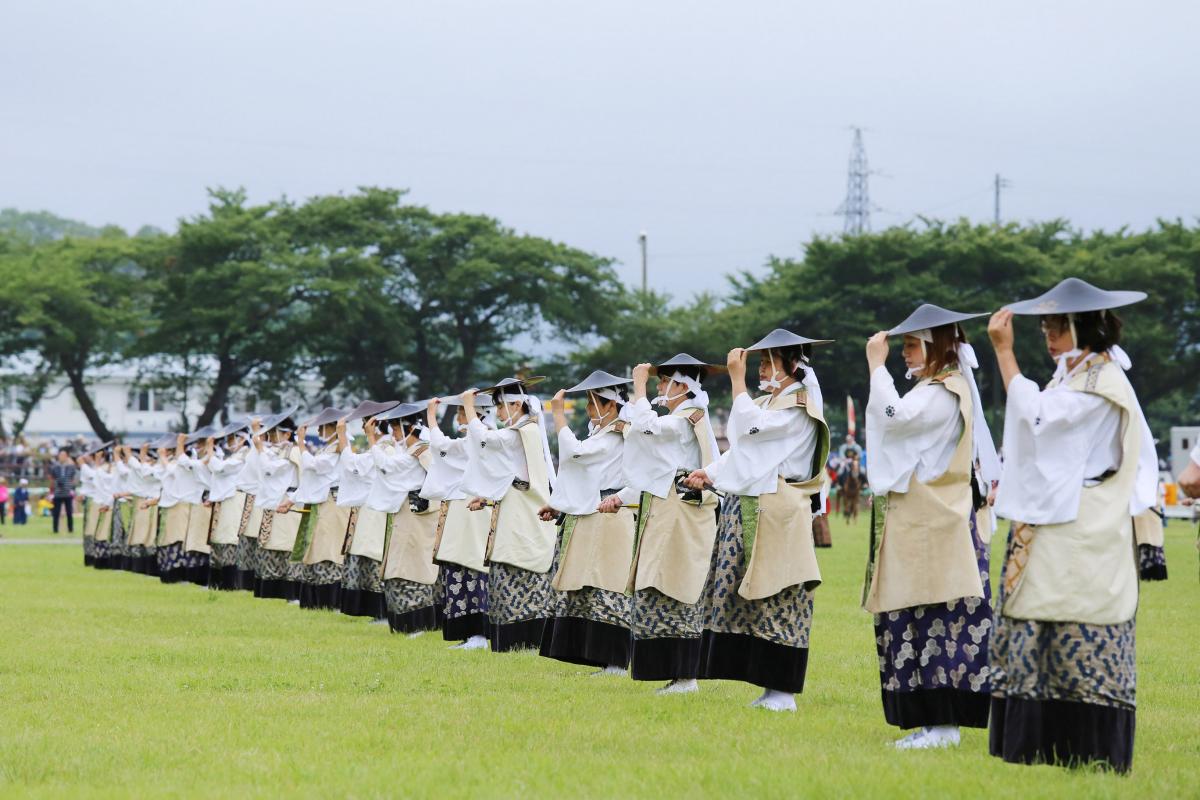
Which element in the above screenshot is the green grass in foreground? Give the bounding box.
[1,517,1198,799]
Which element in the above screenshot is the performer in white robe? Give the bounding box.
[371,401,442,634]
[203,423,250,591]
[78,452,99,567]
[686,330,831,712]
[539,371,636,674]
[614,354,722,695]
[125,439,169,576]
[461,377,559,652]
[336,400,401,620]
[154,433,208,584]
[251,409,303,602]
[88,444,118,570]
[861,306,999,747]
[280,408,352,610]
[424,393,495,649]
[987,277,1156,774]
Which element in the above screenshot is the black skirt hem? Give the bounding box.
[631,635,702,681]
[340,588,386,619]
[388,604,440,634]
[159,567,188,584]
[1138,565,1168,581]
[988,696,1135,774]
[184,562,210,586]
[442,611,489,641]
[700,630,809,693]
[881,687,991,729]
[255,577,296,600]
[235,569,256,591]
[299,581,342,611]
[207,564,241,591]
[540,616,632,669]
[490,618,547,652]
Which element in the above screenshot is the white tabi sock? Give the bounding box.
[450,635,489,651]
[368,617,389,625]
[655,678,699,695]
[754,689,796,712]
[589,665,628,677]
[287,599,300,605]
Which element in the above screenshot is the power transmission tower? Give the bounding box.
[993,173,1011,226]
[836,127,872,235]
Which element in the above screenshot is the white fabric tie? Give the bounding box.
[498,389,557,488]
[957,342,1001,484]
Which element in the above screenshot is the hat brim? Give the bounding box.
[1006,290,1147,315]
[477,376,547,394]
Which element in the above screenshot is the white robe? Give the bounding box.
[994,364,1155,525]
[549,426,625,515]
[704,383,820,497]
[865,367,963,495]
[461,418,530,502]
[619,398,703,501]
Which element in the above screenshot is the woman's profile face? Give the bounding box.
[901,336,924,374]
[1040,315,1074,359]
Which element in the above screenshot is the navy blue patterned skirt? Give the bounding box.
[873,510,992,729]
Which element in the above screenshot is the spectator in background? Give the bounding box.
[48,449,78,534]
[0,477,7,525]
[13,479,29,525]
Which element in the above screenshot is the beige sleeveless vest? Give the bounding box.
[629,404,719,604]
[486,420,559,573]
[1132,509,1164,548]
[862,372,983,613]
[348,506,388,561]
[128,503,156,547]
[1002,356,1140,625]
[738,389,829,600]
[381,446,440,583]
[209,492,248,546]
[183,502,213,555]
[158,503,191,547]
[552,420,637,593]
[433,499,492,572]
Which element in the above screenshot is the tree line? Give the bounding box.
[1,190,1196,446]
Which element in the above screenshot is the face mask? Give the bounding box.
[651,383,688,408]
[758,352,785,392]
[905,337,928,380]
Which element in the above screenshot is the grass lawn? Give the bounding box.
[0,507,79,540]
[1,516,1197,798]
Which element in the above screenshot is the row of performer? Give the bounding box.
[76,277,1193,774]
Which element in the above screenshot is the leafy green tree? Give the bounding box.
[0,232,148,440]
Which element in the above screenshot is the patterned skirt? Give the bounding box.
[440,565,490,641]
[340,554,386,619]
[540,510,633,669]
[156,541,208,585]
[988,525,1137,773]
[109,504,132,570]
[874,510,992,729]
[1137,544,1168,581]
[383,577,438,633]
[296,560,345,610]
[254,542,296,601]
[208,542,241,591]
[488,562,552,652]
[235,534,258,590]
[698,495,814,693]
[630,587,704,681]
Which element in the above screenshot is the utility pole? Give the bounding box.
[638,230,648,293]
[993,173,1011,226]
[836,127,872,235]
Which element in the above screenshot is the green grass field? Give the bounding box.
[1,514,1197,798]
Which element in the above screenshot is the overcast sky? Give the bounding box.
[3,1,1197,297]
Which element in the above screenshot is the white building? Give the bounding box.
[1,358,324,443]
